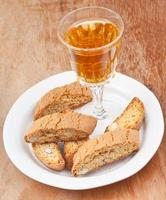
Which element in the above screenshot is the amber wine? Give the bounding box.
[65,20,119,83]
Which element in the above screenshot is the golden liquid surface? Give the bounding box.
[65,21,120,83]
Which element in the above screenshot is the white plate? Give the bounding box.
[3,71,164,190]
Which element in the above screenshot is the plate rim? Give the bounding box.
[3,71,165,190]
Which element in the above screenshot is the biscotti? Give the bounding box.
[106,97,144,132]
[25,110,97,143]
[32,143,65,171]
[64,139,88,169]
[34,81,92,120]
[64,97,144,170]
[72,129,139,176]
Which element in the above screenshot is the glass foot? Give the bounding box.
[93,107,108,120]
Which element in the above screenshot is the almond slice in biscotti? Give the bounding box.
[25,110,97,144]
[32,143,65,171]
[34,81,92,120]
[64,138,88,169]
[72,128,140,176]
[106,97,145,132]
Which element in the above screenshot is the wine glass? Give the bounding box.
[57,6,124,119]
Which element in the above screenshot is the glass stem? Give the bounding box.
[90,84,106,119]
